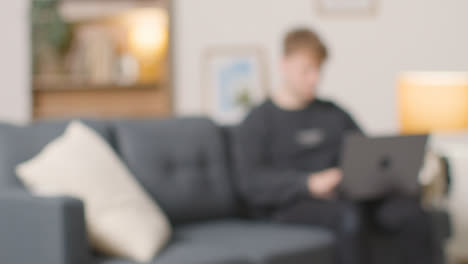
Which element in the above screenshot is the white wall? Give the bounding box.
[0,0,31,123]
[2,0,467,130]
[174,0,468,135]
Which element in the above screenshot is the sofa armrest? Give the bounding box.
[429,208,452,241]
[0,190,91,264]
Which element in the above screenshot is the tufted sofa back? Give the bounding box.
[0,118,239,224]
[112,118,238,224]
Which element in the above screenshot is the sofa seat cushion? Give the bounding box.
[94,220,334,264]
[113,118,238,224]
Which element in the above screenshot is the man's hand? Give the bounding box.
[307,168,343,199]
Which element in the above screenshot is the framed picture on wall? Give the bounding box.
[317,0,378,17]
[201,47,269,125]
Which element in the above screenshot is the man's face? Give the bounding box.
[281,51,322,102]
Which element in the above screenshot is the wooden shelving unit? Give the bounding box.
[33,81,172,119]
[32,0,173,120]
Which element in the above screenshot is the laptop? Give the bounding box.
[340,133,428,200]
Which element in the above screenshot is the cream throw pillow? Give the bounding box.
[16,121,171,262]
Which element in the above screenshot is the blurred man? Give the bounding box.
[235,28,434,264]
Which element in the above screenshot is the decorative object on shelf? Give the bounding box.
[398,71,468,134]
[202,47,269,125]
[31,0,71,76]
[316,0,378,17]
[114,54,140,86]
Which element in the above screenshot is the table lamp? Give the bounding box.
[399,72,468,261]
[125,8,169,83]
[399,71,468,134]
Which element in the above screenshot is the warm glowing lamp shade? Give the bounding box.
[399,72,468,134]
[121,8,169,83]
[126,8,169,57]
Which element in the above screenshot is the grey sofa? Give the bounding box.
[0,118,450,264]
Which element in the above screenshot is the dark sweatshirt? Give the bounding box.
[234,98,361,217]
